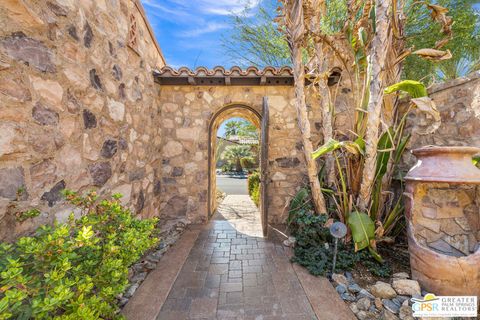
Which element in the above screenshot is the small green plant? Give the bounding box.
[288,189,391,277]
[247,172,260,206]
[16,209,41,222]
[0,190,158,319]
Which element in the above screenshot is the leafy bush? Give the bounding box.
[288,189,391,277]
[0,191,158,319]
[248,172,260,206]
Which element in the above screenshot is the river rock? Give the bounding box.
[332,273,349,287]
[392,279,421,296]
[357,297,371,311]
[371,281,397,299]
[383,299,400,314]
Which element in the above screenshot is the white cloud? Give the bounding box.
[178,22,229,37]
[198,0,261,15]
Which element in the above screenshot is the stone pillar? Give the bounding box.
[404,146,480,296]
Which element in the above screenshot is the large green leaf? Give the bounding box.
[312,138,364,160]
[384,80,428,98]
[394,135,411,165]
[312,139,343,159]
[347,211,376,251]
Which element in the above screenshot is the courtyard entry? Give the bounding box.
[208,100,269,236]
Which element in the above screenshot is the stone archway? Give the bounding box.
[207,104,262,221]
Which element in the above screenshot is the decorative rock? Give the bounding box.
[371,281,397,299]
[275,157,300,168]
[357,297,371,311]
[135,190,145,213]
[30,159,57,190]
[88,162,112,187]
[89,69,102,90]
[349,303,358,314]
[0,77,31,102]
[382,299,400,314]
[282,236,296,247]
[332,273,349,287]
[67,25,79,40]
[129,168,146,181]
[30,76,63,106]
[383,310,400,320]
[0,32,56,72]
[32,103,59,126]
[82,109,97,129]
[399,300,413,320]
[336,284,347,294]
[374,298,383,310]
[392,279,421,296]
[348,283,362,293]
[83,22,93,48]
[100,139,118,158]
[340,293,356,302]
[172,167,183,177]
[124,283,139,298]
[112,64,122,80]
[41,180,66,207]
[358,289,375,300]
[107,98,124,121]
[163,141,183,157]
[345,272,353,283]
[0,167,25,200]
[392,272,409,279]
[356,311,367,320]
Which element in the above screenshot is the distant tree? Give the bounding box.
[223,119,258,139]
[223,120,242,138]
[221,0,291,67]
[403,0,480,82]
[223,0,480,81]
[221,145,254,172]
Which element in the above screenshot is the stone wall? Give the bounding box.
[411,183,479,256]
[0,0,165,241]
[158,86,308,224]
[403,71,480,167]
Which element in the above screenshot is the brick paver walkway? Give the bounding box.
[157,195,317,320]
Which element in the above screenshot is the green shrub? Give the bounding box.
[248,172,260,206]
[288,189,391,277]
[0,191,158,320]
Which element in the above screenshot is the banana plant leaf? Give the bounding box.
[312,138,365,160]
[384,80,427,98]
[347,211,383,262]
[394,134,411,165]
[375,129,394,180]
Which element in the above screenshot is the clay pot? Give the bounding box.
[404,146,480,297]
[405,146,480,184]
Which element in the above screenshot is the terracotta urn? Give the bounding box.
[404,146,480,297]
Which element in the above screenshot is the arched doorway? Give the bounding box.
[207,101,269,235]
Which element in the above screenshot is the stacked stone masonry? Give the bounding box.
[412,183,480,256]
[0,0,165,241]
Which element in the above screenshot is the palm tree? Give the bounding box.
[223,121,242,138]
[221,145,254,172]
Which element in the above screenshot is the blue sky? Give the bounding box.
[141,0,262,69]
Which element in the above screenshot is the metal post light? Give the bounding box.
[329,221,347,274]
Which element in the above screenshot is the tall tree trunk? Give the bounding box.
[358,0,392,210]
[282,0,327,215]
[310,0,335,186]
[291,45,327,214]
